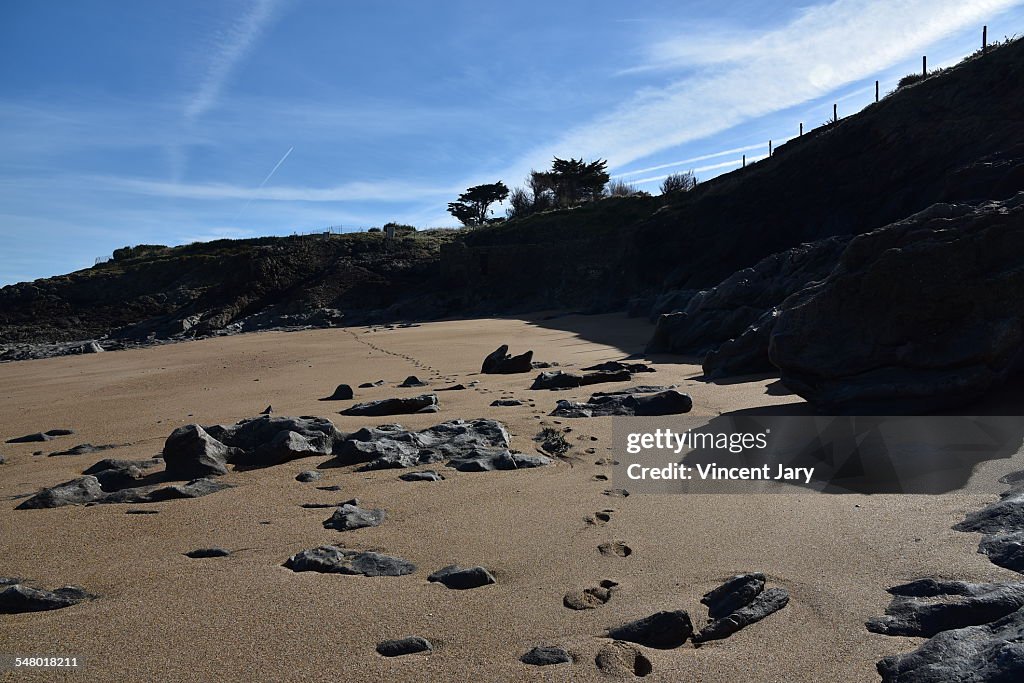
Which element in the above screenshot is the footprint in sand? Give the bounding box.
[586,509,614,526]
[563,579,619,610]
[598,541,632,557]
[603,488,629,498]
[595,641,652,678]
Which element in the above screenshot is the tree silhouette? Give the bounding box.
[447,182,510,226]
[530,157,609,207]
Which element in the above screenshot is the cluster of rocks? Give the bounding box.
[326,418,552,472]
[530,362,655,391]
[0,579,95,614]
[551,388,692,418]
[872,470,1024,681]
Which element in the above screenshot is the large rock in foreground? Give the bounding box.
[876,606,1024,683]
[770,196,1024,412]
[551,389,692,418]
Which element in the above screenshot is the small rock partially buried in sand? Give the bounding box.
[295,470,322,483]
[6,428,75,444]
[284,546,415,577]
[185,547,231,559]
[0,582,94,614]
[551,390,693,418]
[520,646,572,666]
[322,503,385,531]
[399,470,445,482]
[377,636,433,657]
[428,565,496,590]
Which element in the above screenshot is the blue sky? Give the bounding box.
[2,0,1022,285]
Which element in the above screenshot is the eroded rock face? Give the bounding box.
[283,546,415,576]
[770,195,1024,412]
[482,345,534,374]
[15,476,104,509]
[448,449,552,472]
[16,474,231,509]
[340,394,438,416]
[207,415,342,467]
[551,390,693,418]
[646,236,849,359]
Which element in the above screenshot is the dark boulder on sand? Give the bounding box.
[340,394,438,417]
[606,610,693,649]
[162,424,237,478]
[530,369,631,390]
[867,579,1024,638]
[770,196,1024,412]
[481,345,534,374]
[320,384,354,400]
[322,503,385,531]
[551,389,692,418]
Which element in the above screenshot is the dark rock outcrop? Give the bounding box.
[867,579,1024,638]
[327,418,526,471]
[482,345,534,374]
[876,606,1024,683]
[428,565,496,590]
[770,196,1024,412]
[15,476,105,509]
[162,424,236,478]
[647,237,848,361]
[377,636,432,657]
[490,399,524,407]
[295,470,322,483]
[530,369,632,390]
[340,394,438,416]
[582,361,655,373]
[606,610,693,649]
[205,415,342,468]
[283,546,415,576]
[551,390,693,418]
[399,375,428,388]
[49,443,123,457]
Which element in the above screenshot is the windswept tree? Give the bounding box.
[660,170,698,195]
[447,181,510,226]
[531,157,609,207]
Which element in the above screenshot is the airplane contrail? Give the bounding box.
[256,146,293,189]
[232,145,294,222]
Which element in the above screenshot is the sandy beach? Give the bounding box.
[1,313,1019,682]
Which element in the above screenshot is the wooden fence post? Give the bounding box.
[875,80,879,102]
[833,103,838,122]
[799,122,803,136]
[742,154,746,168]
[983,25,988,54]
[769,139,773,157]
[922,55,927,76]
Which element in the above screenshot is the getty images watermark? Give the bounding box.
[612,416,1024,494]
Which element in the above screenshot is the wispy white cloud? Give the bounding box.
[86,175,461,203]
[497,0,1022,184]
[184,0,285,122]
